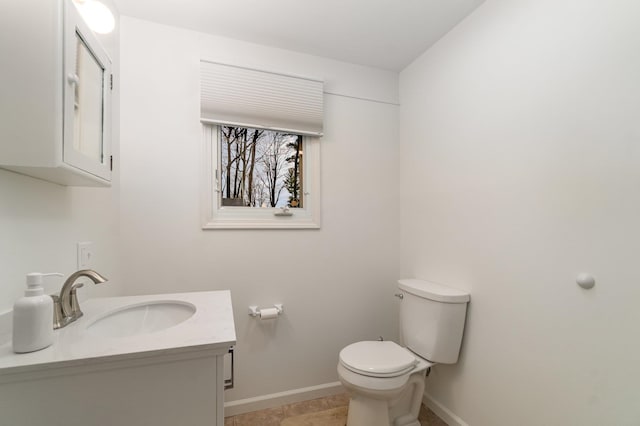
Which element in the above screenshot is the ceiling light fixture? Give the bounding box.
[73,0,115,34]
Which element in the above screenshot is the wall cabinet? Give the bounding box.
[0,0,113,186]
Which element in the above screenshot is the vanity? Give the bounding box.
[0,291,236,426]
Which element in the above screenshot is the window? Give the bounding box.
[199,61,323,229]
[202,124,320,229]
[220,126,302,208]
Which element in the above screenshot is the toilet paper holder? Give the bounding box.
[248,304,283,318]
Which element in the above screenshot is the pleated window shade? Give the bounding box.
[200,61,324,136]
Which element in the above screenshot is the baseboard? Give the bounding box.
[423,392,469,426]
[224,381,344,416]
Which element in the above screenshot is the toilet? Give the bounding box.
[337,279,470,426]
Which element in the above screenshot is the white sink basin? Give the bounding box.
[86,301,196,338]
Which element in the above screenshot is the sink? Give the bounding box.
[86,301,196,338]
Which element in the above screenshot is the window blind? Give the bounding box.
[200,61,324,136]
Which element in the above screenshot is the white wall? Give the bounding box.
[118,17,400,401]
[0,174,122,314]
[399,0,640,425]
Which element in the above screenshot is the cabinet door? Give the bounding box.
[63,1,112,180]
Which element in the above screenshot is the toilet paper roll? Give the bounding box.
[259,308,279,320]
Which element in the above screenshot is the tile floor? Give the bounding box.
[224,393,448,426]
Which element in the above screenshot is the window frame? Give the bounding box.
[201,124,321,229]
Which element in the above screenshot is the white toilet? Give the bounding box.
[337,279,470,426]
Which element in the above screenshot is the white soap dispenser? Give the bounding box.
[12,272,62,353]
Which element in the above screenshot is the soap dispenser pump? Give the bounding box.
[12,272,62,353]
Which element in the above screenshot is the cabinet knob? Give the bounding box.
[67,73,80,85]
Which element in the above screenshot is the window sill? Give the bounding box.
[202,207,320,229]
[202,219,320,230]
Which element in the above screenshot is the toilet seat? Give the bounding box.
[339,341,418,378]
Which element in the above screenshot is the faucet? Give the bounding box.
[53,269,107,329]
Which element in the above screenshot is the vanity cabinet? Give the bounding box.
[0,291,236,426]
[0,350,229,426]
[0,0,113,186]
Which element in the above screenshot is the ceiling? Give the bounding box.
[112,0,484,71]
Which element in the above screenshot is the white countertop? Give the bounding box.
[0,290,236,380]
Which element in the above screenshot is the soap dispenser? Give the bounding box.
[12,272,62,353]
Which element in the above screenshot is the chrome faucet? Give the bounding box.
[53,269,107,329]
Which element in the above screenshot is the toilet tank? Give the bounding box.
[398,279,470,364]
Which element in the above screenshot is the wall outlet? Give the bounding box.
[77,241,94,269]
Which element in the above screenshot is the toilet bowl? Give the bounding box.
[338,340,433,426]
[337,279,470,426]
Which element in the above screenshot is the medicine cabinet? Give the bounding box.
[0,0,113,186]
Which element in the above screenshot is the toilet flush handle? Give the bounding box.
[394,293,403,300]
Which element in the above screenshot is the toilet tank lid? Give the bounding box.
[398,279,470,303]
